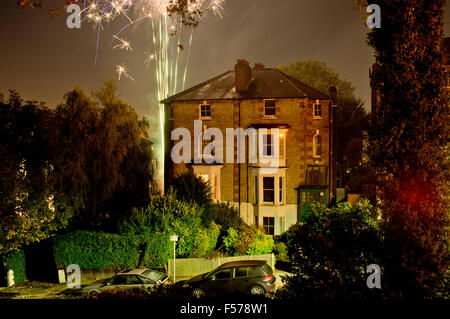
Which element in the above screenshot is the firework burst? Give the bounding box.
[78,0,226,191]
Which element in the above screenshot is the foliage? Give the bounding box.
[170,172,213,207]
[119,189,220,258]
[1,250,26,285]
[223,225,274,256]
[278,200,383,300]
[278,60,356,99]
[364,0,450,298]
[54,80,157,230]
[273,242,287,255]
[0,91,72,254]
[190,222,221,258]
[53,231,142,270]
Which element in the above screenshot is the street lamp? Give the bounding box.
[170,235,178,283]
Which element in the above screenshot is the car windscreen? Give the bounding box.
[261,264,273,275]
[142,270,166,282]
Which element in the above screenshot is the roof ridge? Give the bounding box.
[274,68,308,97]
[161,70,232,103]
[276,68,330,99]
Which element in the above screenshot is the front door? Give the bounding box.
[298,189,328,221]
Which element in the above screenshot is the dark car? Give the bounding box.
[82,268,169,296]
[183,260,276,298]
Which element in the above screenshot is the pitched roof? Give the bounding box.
[161,68,330,103]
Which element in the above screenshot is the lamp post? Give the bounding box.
[170,235,178,283]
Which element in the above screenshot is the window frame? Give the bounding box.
[263,216,275,236]
[262,176,275,204]
[263,99,276,117]
[199,103,211,119]
[313,100,322,119]
[313,130,322,158]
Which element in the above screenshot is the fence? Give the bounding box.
[167,254,275,278]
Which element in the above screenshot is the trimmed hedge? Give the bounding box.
[53,231,172,270]
[2,251,26,285]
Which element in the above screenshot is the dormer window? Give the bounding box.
[313,101,322,118]
[264,99,276,117]
[199,103,211,119]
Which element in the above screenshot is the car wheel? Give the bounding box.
[192,288,205,299]
[250,285,265,295]
[88,290,100,297]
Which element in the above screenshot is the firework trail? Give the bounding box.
[77,0,226,191]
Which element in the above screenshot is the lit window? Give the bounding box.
[313,132,322,158]
[313,103,322,118]
[200,104,211,118]
[279,133,285,157]
[263,177,275,203]
[264,99,276,116]
[263,217,275,235]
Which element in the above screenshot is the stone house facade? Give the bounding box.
[163,60,337,235]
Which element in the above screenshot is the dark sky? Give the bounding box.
[1,0,449,120]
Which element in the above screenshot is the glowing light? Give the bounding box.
[116,64,135,81]
[112,35,133,51]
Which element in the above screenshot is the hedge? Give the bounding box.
[53,231,172,270]
[2,251,26,285]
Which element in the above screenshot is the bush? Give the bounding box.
[53,231,142,270]
[223,225,274,256]
[119,190,220,259]
[1,251,26,285]
[278,200,382,300]
[273,242,287,255]
[170,172,212,207]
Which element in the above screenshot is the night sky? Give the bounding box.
[1,0,449,121]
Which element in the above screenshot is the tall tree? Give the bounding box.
[0,91,72,254]
[363,0,449,298]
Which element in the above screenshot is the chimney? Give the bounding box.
[254,63,265,69]
[235,59,252,92]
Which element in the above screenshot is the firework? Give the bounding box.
[78,0,226,191]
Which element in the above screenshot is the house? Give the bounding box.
[162,60,337,236]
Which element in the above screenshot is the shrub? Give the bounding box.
[273,242,287,255]
[53,231,141,270]
[223,225,274,256]
[119,190,219,259]
[1,250,26,285]
[170,172,212,207]
[278,200,383,300]
[202,202,244,232]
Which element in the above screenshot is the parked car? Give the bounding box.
[183,260,276,298]
[82,268,169,296]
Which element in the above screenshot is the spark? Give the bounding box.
[112,35,133,51]
[116,64,135,81]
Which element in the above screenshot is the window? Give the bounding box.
[234,267,249,278]
[263,134,273,156]
[263,177,275,203]
[254,176,259,204]
[264,99,276,116]
[139,276,155,285]
[212,175,217,199]
[199,125,215,157]
[279,133,285,157]
[112,276,127,285]
[313,132,322,158]
[254,215,259,226]
[314,102,322,118]
[263,217,275,235]
[126,275,142,285]
[280,216,285,233]
[279,177,283,203]
[214,269,232,280]
[200,104,211,118]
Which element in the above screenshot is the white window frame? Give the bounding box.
[263,216,275,236]
[253,168,286,206]
[198,125,215,158]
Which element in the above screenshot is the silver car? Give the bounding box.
[82,268,170,296]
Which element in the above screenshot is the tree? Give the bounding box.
[278,61,369,190]
[54,80,157,230]
[0,91,72,254]
[363,0,449,298]
[277,201,383,300]
[170,172,212,207]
